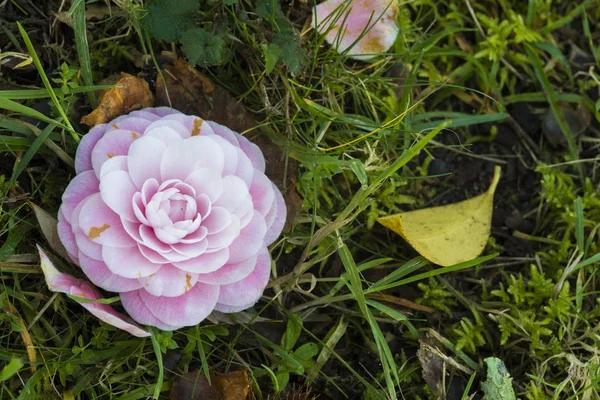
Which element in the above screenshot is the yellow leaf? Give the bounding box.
[377,166,501,267]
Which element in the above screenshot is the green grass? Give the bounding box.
[1,0,600,399]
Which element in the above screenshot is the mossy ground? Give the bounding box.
[1,1,600,399]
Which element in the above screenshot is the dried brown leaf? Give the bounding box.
[81,72,153,126]
[169,370,249,400]
[30,202,71,261]
[155,58,256,133]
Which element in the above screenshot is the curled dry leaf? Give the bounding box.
[169,370,250,400]
[378,166,501,267]
[155,58,256,134]
[80,72,153,126]
[30,202,71,261]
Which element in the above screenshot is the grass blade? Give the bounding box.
[69,0,96,108]
[10,123,56,186]
[16,22,78,142]
[525,44,581,179]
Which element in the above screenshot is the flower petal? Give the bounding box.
[91,129,138,179]
[99,170,138,221]
[206,215,240,249]
[38,246,149,337]
[196,247,266,285]
[200,207,231,234]
[250,171,276,218]
[120,290,180,330]
[160,136,225,181]
[60,170,99,223]
[138,264,199,297]
[75,124,107,174]
[226,213,267,264]
[213,175,250,211]
[99,155,128,179]
[264,183,287,246]
[57,217,78,263]
[102,245,163,278]
[172,247,229,273]
[78,193,136,248]
[184,168,223,203]
[127,136,167,189]
[78,251,143,292]
[137,281,219,328]
[148,107,182,118]
[214,246,271,311]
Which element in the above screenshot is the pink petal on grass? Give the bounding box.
[313,0,399,61]
[37,246,149,337]
[70,282,151,337]
[214,247,271,311]
[138,264,199,297]
[75,124,108,174]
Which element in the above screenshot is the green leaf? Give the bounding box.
[281,315,302,351]
[272,18,306,74]
[262,43,281,74]
[0,358,24,382]
[144,0,197,42]
[480,358,516,400]
[180,28,227,67]
[293,343,319,361]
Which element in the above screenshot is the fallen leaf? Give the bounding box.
[480,357,516,400]
[377,166,501,267]
[80,72,153,126]
[155,57,256,133]
[417,338,444,397]
[30,202,71,262]
[169,370,249,400]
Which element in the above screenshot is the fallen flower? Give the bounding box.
[41,107,286,333]
[313,0,399,61]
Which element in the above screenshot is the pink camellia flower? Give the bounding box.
[41,107,286,334]
[313,0,399,61]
